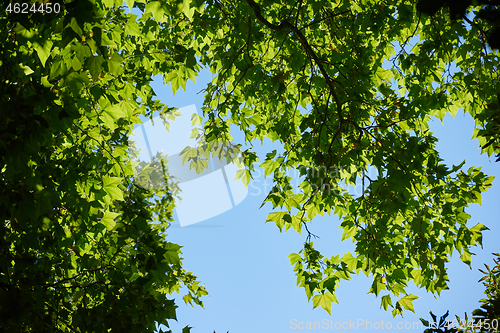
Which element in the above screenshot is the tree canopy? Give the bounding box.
[189,0,499,316]
[0,0,207,331]
[455,252,500,332]
[1,0,499,331]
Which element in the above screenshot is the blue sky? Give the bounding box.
[133,66,500,333]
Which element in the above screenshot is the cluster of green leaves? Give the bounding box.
[0,0,207,331]
[417,0,500,162]
[177,0,499,316]
[454,253,500,333]
[475,97,500,162]
[473,253,500,331]
[417,0,500,50]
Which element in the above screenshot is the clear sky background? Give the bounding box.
[132,64,500,333]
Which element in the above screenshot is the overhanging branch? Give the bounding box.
[245,0,344,121]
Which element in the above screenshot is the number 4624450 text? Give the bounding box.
[6,3,61,14]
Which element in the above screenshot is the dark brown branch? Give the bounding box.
[245,0,344,121]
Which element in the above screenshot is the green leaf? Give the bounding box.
[381,295,393,311]
[341,252,359,272]
[168,71,187,94]
[460,249,472,267]
[144,1,168,21]
[101,210,119,231]
[107,54,123,75]
[285,194,302,210]
[369,276,386,297]
[125,17,141,36]
[176,0,195,20]
[65,72,88,96]
[33,40,53,67]
[164,244,181,265]
[85,55,104,80]
[397,294,419,313]
[19,63,34,75]
[451,160,466,173]
[102,176,124,201]
[288,253,301,265]
[125,0,134,10]
[102,104,127,130]
[234,168,251,186]
[470,222,489,247]
[260,159,277,178]
[67,17,83,36]
[341,223,357,241]
[49,57,67,79]
[102,0,121,7]
[265,212,289,232]
[312,291,337,315]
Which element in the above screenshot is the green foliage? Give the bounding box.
[179,0,498,316]
[416,0,500,50]
[455,253,500,332]
[473,253,500,331]
[0,0,206,331]
[2,0,499,327]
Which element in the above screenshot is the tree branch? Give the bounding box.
[245,0,344,121]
